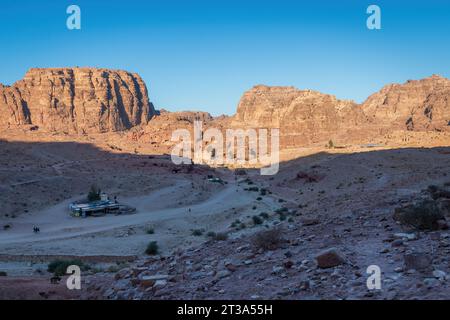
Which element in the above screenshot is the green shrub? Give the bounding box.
[47,260,86,276]
[393,199,444,230]
[259,212,269,219]
[252,228,284,251]
[252,216,263,225]
[213,232,228,241]
[192,229,204,236]
[145,241,159,255]
[230,219,241,228]
[146,228,154,234]
[275,207,289,214]
[87,184,101,202]
[0,271,7,276]
[327,139,334,149]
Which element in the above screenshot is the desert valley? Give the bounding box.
[0,67,449,299]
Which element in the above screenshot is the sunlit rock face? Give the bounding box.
[0,68,155,133]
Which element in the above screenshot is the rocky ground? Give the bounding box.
[0,69,449,300]
[78,145,450,300]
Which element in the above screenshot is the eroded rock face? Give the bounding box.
[362,75,450,132]
[0,68,155,133]
[232,77,450,147]
[232,85,367,147]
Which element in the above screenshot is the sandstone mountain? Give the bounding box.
[0,68,154,133]
[362,75,450,132]
[231,77,450,147]
[1,69,449,147]
[232,85,367,147]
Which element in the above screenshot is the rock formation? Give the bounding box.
[232,85,367,147]
[362,75,450,132]
[232,77,450,147]
[0,68,154,133]
[1,69,449,146]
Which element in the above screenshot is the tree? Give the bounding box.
[327,139,334,149]
[87,184,101,202]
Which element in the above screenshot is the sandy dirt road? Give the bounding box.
[0,176,276,257]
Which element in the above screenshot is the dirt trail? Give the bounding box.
[0,177,271,253]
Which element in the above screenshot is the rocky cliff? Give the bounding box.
[1,69,449,145]
[362,75,450,132]
[232,77,450,147]
[232,85,367,146]
[0,68,154,133]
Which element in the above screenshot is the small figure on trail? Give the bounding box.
[33,226,40,233]
[114,196,118,204]
[50,276,61,284]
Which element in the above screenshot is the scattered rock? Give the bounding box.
[301,218,320,226]
[315,248,346,269]
[216,270,231,279]
[391,239,404,247]
[393,233,418,241]
[404,252,432,273]
[272,266,284,274]
[432,270,447,281]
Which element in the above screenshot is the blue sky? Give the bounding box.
[1,0,449,115]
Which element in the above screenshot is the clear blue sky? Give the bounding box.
[1,0,449,116]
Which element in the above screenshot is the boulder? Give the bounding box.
[404,252,432,272]
[315,248,346,268]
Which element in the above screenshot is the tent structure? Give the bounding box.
[69,200,120,217]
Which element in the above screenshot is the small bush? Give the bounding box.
[427,185,450,200]
[275,207,289,214]
[0,271,7,276]
[394,199,444,230]
[230,219,241,228]
[192,229,204,236]
[205,230,228,240]
[146,228,154,234]
[213,232,228,241]
[145,241,159,255]
[252,215,263,225]
[327,139,334,149]
[252,228,284,251]
[48,260,86,276]
[87,184,101,202]
[256,197,262,201]
[259,212,269,219]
